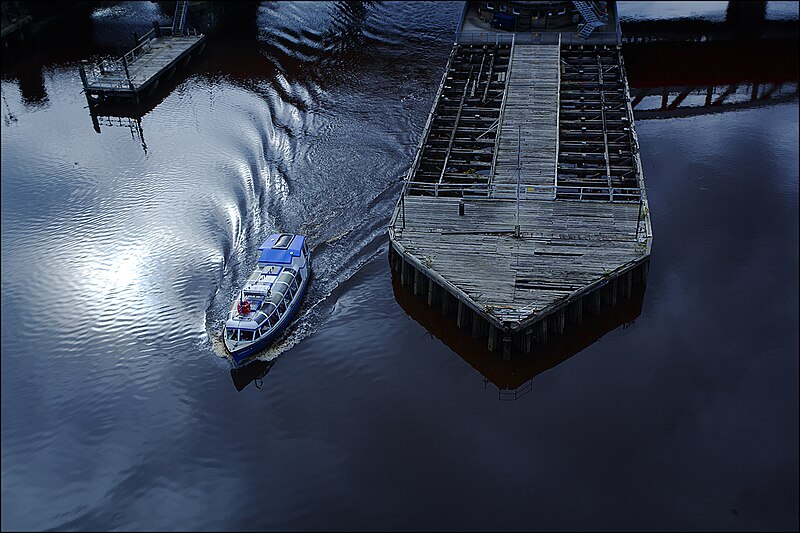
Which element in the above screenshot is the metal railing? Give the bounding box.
[457,31,621,46]
[402,180,642,203]
[457,32,515,45]
[81,27,202,91]
[82,59,131,90]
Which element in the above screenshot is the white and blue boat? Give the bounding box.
[224,233,311,364]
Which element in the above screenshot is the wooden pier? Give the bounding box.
[388,1,653,359]
[79,1,204,103]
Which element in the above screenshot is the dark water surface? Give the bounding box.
[2,2,798,530]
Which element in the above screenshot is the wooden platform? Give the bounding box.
[389,34,652,342]
[492,45,560,196]
[80,33,204,101]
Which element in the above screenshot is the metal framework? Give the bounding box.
[557,44,639,202]
[407,43,513,197]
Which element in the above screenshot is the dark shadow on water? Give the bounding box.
[230,358,277,392]
[391,264,648,401]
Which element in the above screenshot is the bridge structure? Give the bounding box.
[388,0,653,359]
[78,0,204,104]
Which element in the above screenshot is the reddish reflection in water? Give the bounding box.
[391,263,648,398]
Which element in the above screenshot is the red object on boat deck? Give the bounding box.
[237,300,251,315]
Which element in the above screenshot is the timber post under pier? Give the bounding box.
[389,245,649,359]
[387,1,653,360]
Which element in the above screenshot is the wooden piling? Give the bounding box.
[623,269,632,298]
[413,268,424,296]
[401,259,412,286]
[523,327,533,353]
[428,279,440,306]
[590,289,602,315]
[488,325,500,352]
[456,300,470,329]
[537,318,548,343]
[502,334,512,361]
[441,290,454,316]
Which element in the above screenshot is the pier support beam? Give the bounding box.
[623,269,633,298]
[401,259,412,286]
[413,269,425,296]
[537,318,548,344]
[488,325,500,352]
[502,334,512,361]
[428,279,440,306]
[441,291,454,316]
[590,290,602,315]
[640,260,650,288]
[456,301,470,329]
[471,314,488,340]
[523,328,533,354]
[609,279,618,306]
[568,298,583,325]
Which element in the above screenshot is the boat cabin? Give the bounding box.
[224,234,309,346]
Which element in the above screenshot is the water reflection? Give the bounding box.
[623,26,798,118]
[630,81,798,119]
[230,358,277,392]
[325,0,376,53]
[83,53,206,153]
[391,264,648,400]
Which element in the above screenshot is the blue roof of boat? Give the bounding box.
[258,233,305,264]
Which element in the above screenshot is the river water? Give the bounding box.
[1,1,797,530]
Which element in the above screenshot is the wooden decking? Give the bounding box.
[80,33,204,101]
[389,31,652,344]
[492,45,560,196]
[123,36,200,91]
[393,193,644,326]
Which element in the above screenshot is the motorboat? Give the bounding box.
[224,233,311,363]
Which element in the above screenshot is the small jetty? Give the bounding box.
[79,0,204,104]
[389,0,653,359]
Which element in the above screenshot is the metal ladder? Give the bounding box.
[172,0,189,36]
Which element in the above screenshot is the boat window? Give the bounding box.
[267,311,277,326]
[253,329,261,340]
[296,270,302,284]
[240,330,254,342]
[278,298,287,314]
[226,328,238,341]
[274,234,294,249]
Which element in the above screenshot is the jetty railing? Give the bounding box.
[458,31,620,46]
[81,26,201,91]
[402,181,642,203]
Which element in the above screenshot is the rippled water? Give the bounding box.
[2,2,798,530]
